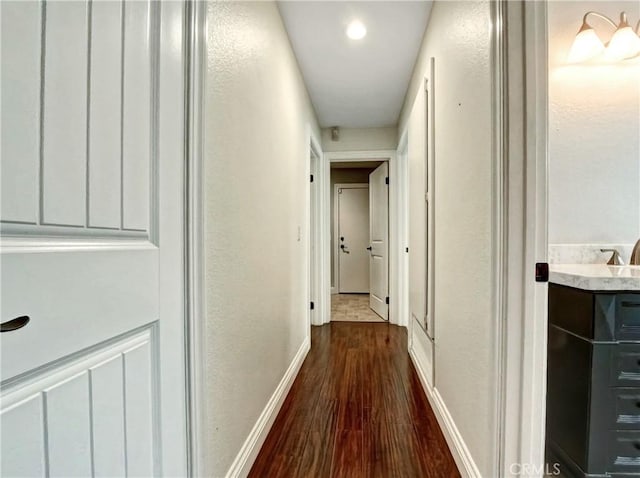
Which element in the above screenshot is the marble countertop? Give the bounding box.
[549,264,640,291]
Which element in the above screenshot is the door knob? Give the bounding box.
[366,246,372,251]
[340,244,350,253]
[1,315,30,332]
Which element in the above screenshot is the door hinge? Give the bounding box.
[310,301,315,310]
[385,177,389,185]
[385,297,389,305]
[310,174,314,183]
[535,263,549,283]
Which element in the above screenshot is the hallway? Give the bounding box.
[249,323,459,477]
[2,0,638,475]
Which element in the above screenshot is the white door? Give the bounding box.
[337,186,369,293]
[369,163,389,320]
[1,1,187,476]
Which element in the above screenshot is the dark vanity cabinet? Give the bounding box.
[546,283,640,477]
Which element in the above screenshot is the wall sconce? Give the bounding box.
[568,11,640,63]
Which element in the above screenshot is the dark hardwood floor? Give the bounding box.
[249,322,460,478]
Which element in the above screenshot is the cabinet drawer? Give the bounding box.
[607,431,640,473]
[611,389,640,429]
[549,284,594,338]
[609,344,640,387]
[617,295,640,341]
[549,286,640,341]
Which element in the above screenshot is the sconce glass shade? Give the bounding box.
[568,24,605,63]
[604,25,640,60]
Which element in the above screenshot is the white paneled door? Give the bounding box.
[369,163,389,320]
[1,1,188,476]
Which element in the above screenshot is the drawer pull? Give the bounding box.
[637,401,640,409]
[622,301,640,308]
[635,442,640,451]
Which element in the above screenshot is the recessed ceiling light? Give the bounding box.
[346,20,366,40]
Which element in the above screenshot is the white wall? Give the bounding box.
[398,1,496,475]
[548,1,640,247]
[204,2,320,475]
[321,126,397,152]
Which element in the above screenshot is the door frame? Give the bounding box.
[185,1,550,475]
[494,0,549,475]
[515,0,550,473]
[396,132,410,336]
[184,0,207,476]
[307,128,323,330]
[317,150,407,326]
[333,183,369,294]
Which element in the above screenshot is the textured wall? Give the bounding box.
[548,1,640,245]
[398,1,496,475]
[205,2,320,475]
[321,126,397,152]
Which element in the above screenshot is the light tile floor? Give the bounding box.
[331,293,386,322]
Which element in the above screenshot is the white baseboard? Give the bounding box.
[225,336,311,478]
[409,347,482,478]
[410,326,434,384]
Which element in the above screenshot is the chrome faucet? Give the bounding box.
[631,239,640,265]
[601,248,624,266]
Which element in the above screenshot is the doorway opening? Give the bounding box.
[329,160,388,323]
[310,149,405,327]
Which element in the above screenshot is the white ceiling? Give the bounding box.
[278,1,433,129]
